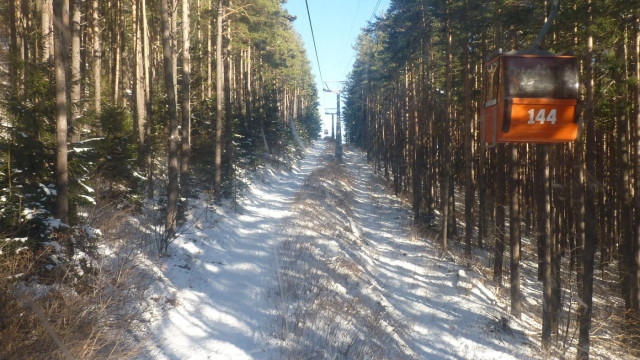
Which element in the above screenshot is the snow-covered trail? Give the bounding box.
[262,143,536,359]
[143,140,536,359]
[342,149,534,359]
[144,143,327,360]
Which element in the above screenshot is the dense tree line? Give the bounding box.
[0,0,320,251]
[343,0,639,358]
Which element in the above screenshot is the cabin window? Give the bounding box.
[504,57,578,99]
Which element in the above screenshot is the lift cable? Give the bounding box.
[369,0,383,22]
[304,0,326,90]
[339,0,363,77]
[342,0,384,84]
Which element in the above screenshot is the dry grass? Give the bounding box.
[0,195,155,360]
[273,146,414,360]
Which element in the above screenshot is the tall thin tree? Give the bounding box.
[161,0,180,252]
[214,0,225,191]
[53,0,69,231]
[578,1,596,356]
[133,0,147,164]
[510,144,522,318]
[634,9,640,324]
[70,0,81,142]
[92,0,101,116]
[180,0,192,202]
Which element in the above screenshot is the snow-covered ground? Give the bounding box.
[140,140,541,359]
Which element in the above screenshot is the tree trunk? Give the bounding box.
[575,125,587,359]
[41,0,53,62]
[146,39,155,200]
[133,0,147,165]
[9,0,20,94]
[170,0,178,99]
[441,0,452,251]
[245,46,254,148]
[161,0,180,251]
[510,144,522,318]
[411,67,422,224]
[289,87,303,148]
[16,0,26,91]
[111,0,121,105]
[53,0,69,230]
[206,6,212,99]
[620,70,635,314]
[494,145,505,285]
[180,0,191,202]
[223,8,233,184]
[142,0,150,108]
[463,33,474,258]
[634,9,640,321]
[92,0,101,116]
[69,0,81,142]
[578,3,596,356]
[143,0,153,199]
[540,145,559,353]
[214,0,224,191]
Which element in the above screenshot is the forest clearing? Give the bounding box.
[1,0,640,359]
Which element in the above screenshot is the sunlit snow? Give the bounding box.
[140,141,538,360]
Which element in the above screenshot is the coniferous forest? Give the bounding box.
[1,0,640,358]
[0,0,319,357]
[343,0,639,358]
[0,0,320,249]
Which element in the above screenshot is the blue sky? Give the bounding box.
[283,0,390,135]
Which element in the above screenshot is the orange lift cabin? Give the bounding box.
[481,47,580,145]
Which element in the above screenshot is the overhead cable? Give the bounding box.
[304,0,326,90]
[339,0,363,76]
[370,0,383,22]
